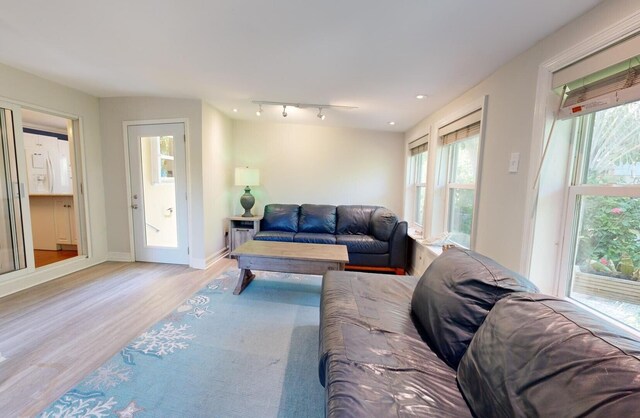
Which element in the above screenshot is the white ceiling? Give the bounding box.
[0,1,602,132]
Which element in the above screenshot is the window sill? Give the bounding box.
[408,233,444,258]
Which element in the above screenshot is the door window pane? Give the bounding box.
[141,136,177,248]
[0,108,26,274]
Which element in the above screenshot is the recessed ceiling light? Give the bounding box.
[233,108,238,112]
[388,121,396,126]
[416,94,425,99]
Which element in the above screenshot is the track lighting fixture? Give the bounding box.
[252,100,357,119]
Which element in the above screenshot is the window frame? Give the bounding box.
[408,146,428,234]
[443,135,480,249]
[557,100,640,331]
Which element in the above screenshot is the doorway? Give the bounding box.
[127,123,188,264]
[21,109,82,268]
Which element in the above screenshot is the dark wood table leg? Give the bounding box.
[234,268,255,295]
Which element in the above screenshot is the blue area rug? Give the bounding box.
[39,269,325,418]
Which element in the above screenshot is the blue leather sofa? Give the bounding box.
[253,204,408,274]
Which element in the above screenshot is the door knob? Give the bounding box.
[131,204,138,209]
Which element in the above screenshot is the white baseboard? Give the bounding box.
[191,247,229,270]
[107,252,134,262]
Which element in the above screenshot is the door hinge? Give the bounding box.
[187,246,190,255]
[183,134,186,143]
[80,183,84,195]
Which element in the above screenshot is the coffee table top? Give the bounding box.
[231,240,349,263]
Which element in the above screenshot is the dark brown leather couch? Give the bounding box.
[318,247,640,417]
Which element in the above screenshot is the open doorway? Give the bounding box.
[21,109,82,268]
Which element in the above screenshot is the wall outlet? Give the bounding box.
[509,152,520,173]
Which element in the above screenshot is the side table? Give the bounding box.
[228,215,263,253]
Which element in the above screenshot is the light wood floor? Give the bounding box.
[0,258,236,417]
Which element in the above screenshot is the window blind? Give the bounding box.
[441,121,481,145]
[552,33,640,89]
[409,134,428,156]
[438,109,482,144]
[559,62,640,118]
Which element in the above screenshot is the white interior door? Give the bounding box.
[127,123,188,264]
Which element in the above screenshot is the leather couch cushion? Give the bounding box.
[299,204,336,234]
[457,293,640,418]
[336,235,388,254]
[411,247,538,369]
[293,233,336,244]
[261,204,299,232]
[320,271,472,417]
[253,231,295,242]
[336,205,377,235]
[370,207,398,241]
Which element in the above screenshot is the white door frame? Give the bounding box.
[122,118,192,266]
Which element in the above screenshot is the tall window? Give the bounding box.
[441,113,481,248]
[561,61,640,331]
[408,137,428,232]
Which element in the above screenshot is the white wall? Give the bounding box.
[0,62,107,297]
[202,101,233,264]
[405,0,640,289]
[232,121,405,216]
[98,97,202,260]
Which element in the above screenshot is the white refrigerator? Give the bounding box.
[23,132,72,195]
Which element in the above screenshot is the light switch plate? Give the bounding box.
[509,152,520,173]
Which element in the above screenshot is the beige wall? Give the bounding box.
[405,0,640,289]
[98,97,202,259]
[0,62,107,297]
[232,121,405,216]
[99,97,233,267]
[202,101,233,263]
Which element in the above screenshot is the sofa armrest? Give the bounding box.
[389,221,408,269]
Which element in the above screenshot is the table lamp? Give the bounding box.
[235,167,260,217]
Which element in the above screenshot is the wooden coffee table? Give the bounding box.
[229,240,349,295]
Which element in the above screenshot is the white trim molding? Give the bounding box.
[106,252,134,262]
[191,247,229,270]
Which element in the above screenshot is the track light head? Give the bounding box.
[317,108,325,120]
[282,105,288,117]
[256,104,262,116]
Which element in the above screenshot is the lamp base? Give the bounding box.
[240,186,255,217]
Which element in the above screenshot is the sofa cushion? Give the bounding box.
[457,293,640,418]
[336,235,388,254]
[370,207,398,241]
[411,247,538,369]
[261,204,299,232]
[299,204,336,234]
[320,271,472,418]
[336,205,377,235]
[253,231,295,242]
[293,233,337,244]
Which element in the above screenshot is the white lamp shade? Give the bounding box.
[235,167,260,186]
